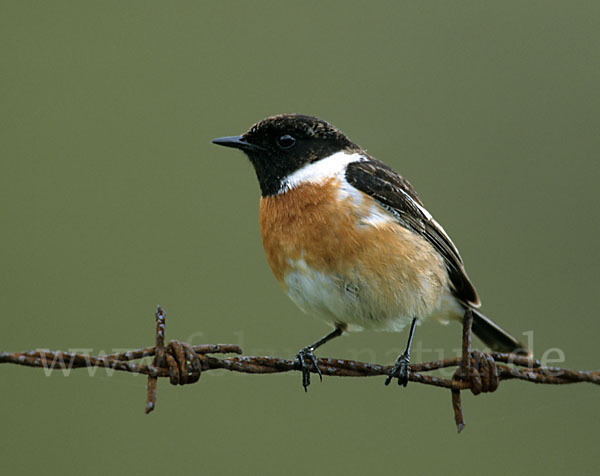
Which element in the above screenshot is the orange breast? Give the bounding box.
[259,179,448,323]
[259,179,359,282]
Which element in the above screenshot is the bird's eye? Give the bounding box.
[277,134,296,150]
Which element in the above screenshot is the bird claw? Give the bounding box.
[385,352,410,387]
[296,346,322,391]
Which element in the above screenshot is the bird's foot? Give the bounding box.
[385,351,410,387]
[295,346,322,391]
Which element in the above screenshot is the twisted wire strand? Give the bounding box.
[1,307,598,432]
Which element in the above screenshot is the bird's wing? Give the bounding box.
[345,158,480,307]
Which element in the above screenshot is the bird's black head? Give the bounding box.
[212,114,359,197]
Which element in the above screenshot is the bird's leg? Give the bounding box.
[296,326,343,391]
[385,317,418,387]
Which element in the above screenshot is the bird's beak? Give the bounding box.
[211,135,263,152]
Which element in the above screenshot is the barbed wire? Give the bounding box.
[1,306,598,432]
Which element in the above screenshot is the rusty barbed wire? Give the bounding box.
[1,306,598,432]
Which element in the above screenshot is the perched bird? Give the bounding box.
[212,114,530,390]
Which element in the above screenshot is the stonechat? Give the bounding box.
[213,114,530,390]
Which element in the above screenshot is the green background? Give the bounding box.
[2,1,599,475]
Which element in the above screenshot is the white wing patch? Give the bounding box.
[360,206,395,227]
[280,151,396,228]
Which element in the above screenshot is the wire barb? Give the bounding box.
[1,307,598,431]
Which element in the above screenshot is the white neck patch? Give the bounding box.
[279,151,365,193]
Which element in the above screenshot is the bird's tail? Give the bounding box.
[468,308,532,357]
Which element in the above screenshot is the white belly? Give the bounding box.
[283,257,459,333]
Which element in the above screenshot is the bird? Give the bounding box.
[212,114,530,390]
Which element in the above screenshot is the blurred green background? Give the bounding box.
[2,1,599,475]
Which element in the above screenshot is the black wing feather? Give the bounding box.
[345,159,480,307]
